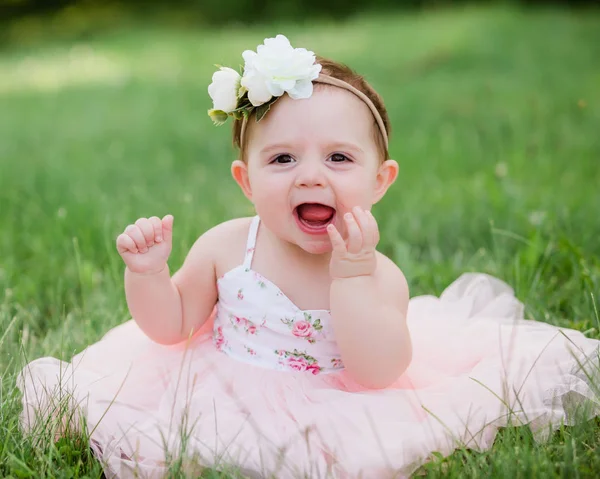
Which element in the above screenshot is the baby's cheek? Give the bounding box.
[336,195,371,216]
[253,191,287,223]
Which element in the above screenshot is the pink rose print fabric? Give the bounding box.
[213,217,344,374]
[281,313,323,344]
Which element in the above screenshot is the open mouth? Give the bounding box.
[294,203,336,234]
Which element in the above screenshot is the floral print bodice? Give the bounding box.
[213,216,344,374]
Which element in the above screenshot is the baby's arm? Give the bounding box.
[327,208,411,389]
[117,215,218,345]
[330,255,411,389]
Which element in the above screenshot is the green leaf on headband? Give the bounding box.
[254,97,279,122]
[254,103,270,122]
[208,109,228,126]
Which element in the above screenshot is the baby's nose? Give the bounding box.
[295,161,326,188]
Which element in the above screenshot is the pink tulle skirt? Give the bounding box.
[18,274,600,478]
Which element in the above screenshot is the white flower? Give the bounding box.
[240,34,322,107]
[208,67,242,113]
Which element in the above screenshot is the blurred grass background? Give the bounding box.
[1,0,600,477]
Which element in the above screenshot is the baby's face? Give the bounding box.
[238,86,397,255]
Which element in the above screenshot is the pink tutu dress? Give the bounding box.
[18,216,600,478]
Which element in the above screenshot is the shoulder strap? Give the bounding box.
[243,216,260,269]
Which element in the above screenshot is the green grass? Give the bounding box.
[1,4,600,478]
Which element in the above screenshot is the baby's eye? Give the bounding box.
[330,153,351,163]
[273,154,294,164]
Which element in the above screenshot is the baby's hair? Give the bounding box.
[232,56,391,163]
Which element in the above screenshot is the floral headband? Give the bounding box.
[207,34,389,149]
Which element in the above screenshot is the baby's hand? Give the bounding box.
[116,215,174,275]
[327,207,379,279]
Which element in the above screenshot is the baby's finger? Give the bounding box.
[344,212,362,253]
[366,210,380,246]
[327,224,346,253]
[135,218,155,247]
[162,215,174,244]
[116,233,138,254]
[124,224,148,253]
[149,216,163,243]
[352,207,371,241]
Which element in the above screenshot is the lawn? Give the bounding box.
[1,4,600,478]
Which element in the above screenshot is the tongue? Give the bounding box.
[297,204,334,223]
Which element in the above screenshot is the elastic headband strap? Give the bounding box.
[239,74,389,151]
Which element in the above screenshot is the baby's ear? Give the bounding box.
[231,160,253,201]
[372,159,399,204]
